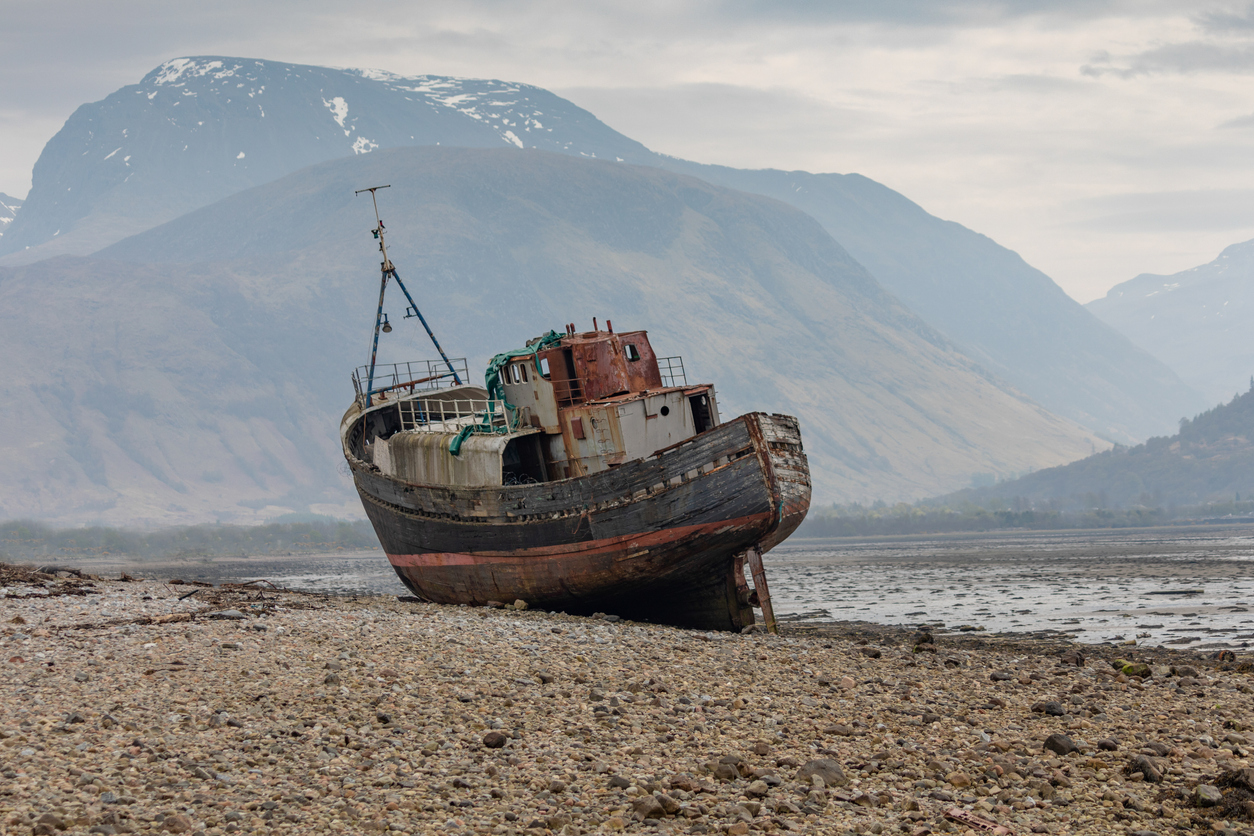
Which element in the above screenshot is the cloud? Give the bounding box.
[1082,41,1254,77]
[4,0,1254,303]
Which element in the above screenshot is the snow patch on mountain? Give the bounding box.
[0,193,22,238]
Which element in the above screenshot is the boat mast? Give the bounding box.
[356,185,464,405]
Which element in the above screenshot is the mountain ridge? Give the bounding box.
[1,55,1204,445]
[0,192,21,239]
[0,146,1106,524]
[1087,238,1254,406]
[932,382,1254,511]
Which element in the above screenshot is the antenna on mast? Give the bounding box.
[356,185,463,405]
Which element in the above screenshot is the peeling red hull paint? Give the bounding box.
[346,411,810,631]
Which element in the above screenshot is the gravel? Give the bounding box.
[1,569,1253,835]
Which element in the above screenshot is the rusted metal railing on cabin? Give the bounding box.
[551,376,585,407]
[657,356,688,388]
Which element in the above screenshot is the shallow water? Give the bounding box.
[768,526,1254,649]
[61,525,1254,649]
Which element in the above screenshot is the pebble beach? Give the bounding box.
[3,565,1254,836]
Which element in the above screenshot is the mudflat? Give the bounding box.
[2,565,1253,836]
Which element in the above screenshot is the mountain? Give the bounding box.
[1087,238,1254,406]
[937,383,1254,510]
[0,192,20,238]
[2,56,1201,445]
[0,146,1106,524]
[0,57,652,262]
[659,164,1209,443]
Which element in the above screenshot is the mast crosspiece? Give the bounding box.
[355,185,463,405]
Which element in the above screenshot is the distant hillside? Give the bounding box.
[0,192,20,238]
[2,56,1201,445]
[0,146,1104,524]
[934,384,1254,510]
[668,164,1208,443]
[1088,238,1254,405]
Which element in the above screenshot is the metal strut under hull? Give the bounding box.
[349,412,810,631]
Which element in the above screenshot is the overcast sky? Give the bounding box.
[4,0,1254,302]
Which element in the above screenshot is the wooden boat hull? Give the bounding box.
[347,411,810,631]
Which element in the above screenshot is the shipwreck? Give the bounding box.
[340,187,810,631]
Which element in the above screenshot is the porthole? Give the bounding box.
[660,405,670,416]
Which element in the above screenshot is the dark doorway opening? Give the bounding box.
[503,434,549,485]
[690,394,713,435]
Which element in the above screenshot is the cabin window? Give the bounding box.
[510,364,521,384]
[571,417,586,439]
[539,357,551,379]
[519,363,528,383]
[624,344,641,362]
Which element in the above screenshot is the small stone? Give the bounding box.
[990,671,1014,682]
[73,671,91,682]
[1193,784,1223,807]
[632,795,664,820]
[548,779,566,793]
[36,814,66,831]
[208,609,247,620]
[839,675,856,690]
[727,823,750,836]
[945,771,973,788]
[1059,649,1085,667]
[746,779,769,797]
[1043,733,1078,756]
[608,775,631,789]
[482,731,507,748]
[796,758,848,788]
[1121,662,1152,678]
[656,793,681,814]
[64,711,87,724]
[1031,701,1066,716]
[513,599,528,610]
[324,672,341,686]
[163,814,193,833]
[603,817,625,831]
[858,646,882,658]
[1098,738,1119,751]
[1130,754,1163,783]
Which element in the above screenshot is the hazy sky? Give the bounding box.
[4,1,1254,301]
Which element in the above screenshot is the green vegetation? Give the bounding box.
[0,517,379,563]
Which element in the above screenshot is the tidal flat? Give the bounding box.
[2,564,1254,836]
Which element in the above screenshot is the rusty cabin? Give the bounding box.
[351,323,720,488]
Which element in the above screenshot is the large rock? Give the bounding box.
[796,759,848,788]
[1043,734,1078,756]
[1130,755,1163,783]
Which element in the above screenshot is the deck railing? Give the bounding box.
[397,396,517,434]
[352,359,470,408]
